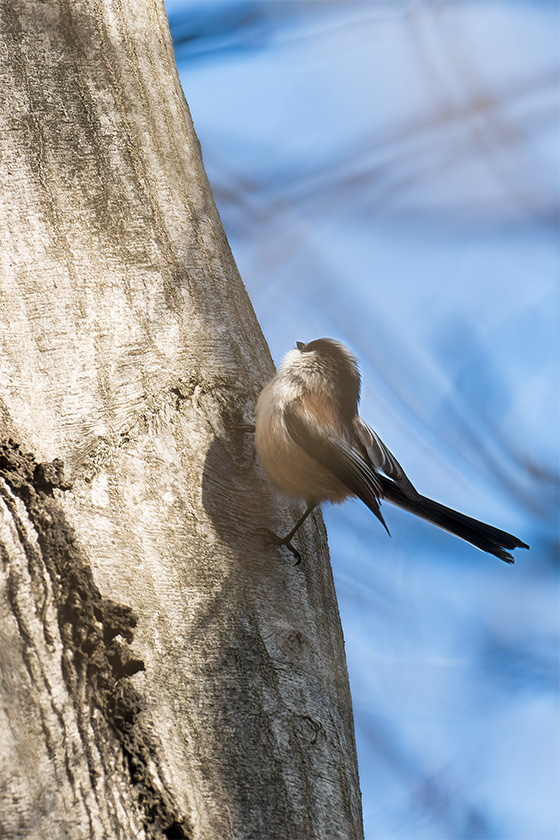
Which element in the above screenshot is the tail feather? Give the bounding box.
[381,481,529,564]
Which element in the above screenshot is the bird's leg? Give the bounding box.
[262,504,316,565]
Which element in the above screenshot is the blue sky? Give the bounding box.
[165,3,559,837]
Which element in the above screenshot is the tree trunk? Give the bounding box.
[0,2,363,838]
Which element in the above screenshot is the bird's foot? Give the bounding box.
[259,528,302,565]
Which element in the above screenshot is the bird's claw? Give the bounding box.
[259,528,302,565]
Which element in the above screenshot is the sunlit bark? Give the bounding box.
[0,1,363,838]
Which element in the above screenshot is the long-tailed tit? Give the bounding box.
[255,338,528,564]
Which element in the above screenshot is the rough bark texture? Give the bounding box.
[0,1,363,838]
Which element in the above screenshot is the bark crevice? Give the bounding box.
[0,436,191,840]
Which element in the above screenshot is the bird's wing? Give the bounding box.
[284,401,390,534]
[285,404,528,563]
[353,417,418,496]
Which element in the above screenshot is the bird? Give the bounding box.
[255,338,528,564]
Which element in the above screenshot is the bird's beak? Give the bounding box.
[296,341,305,351]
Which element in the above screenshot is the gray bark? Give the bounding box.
[0,1,363,838]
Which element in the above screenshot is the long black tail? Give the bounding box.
[381,481,529,563]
